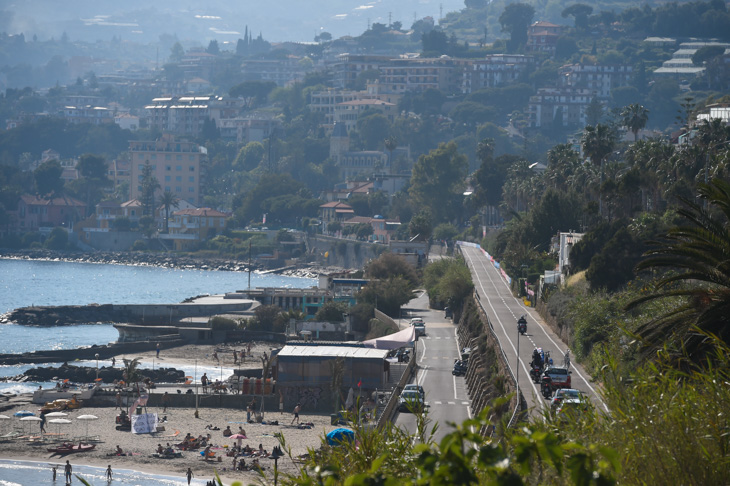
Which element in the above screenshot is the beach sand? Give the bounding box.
[1,343,339,485]
[0,402,334,485]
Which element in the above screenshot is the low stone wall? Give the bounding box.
[535,300,573,346]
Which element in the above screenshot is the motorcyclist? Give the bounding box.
[531,348,543,369]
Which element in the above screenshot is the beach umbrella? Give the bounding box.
[229,433,247,447]
[326,427,355,446]
[14,410,34,417]
[48,418,72,435]
[76,414,98,439]
[20,416,42,435]
[345,387,354,410]
[44,412,68,418]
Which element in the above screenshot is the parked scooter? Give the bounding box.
[518,315,527,335]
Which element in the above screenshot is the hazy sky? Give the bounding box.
[5,0,466,44]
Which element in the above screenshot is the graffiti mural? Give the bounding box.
[296,386,322,408]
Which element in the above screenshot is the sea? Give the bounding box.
[0,258,315,486]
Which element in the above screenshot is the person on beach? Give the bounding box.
[106,465,112,481]
[186,467,194,485]
[111,356,116,367]
[51,466,57,481]
[162,391,170,412]
[64,460,72,483]
[291,403,301,425]
[40,411,47,434]
[240,349,245,362]
[156,342,161,358]
[246,403,252,423]
[223,425,232,437]
[247,342,251,356]
[201,373,209,393]
[233,350,238,364]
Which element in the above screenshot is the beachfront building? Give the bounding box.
[13,194,86,233]
[159,207,230,251]
[129,134,207,206]
[275,345,390,412]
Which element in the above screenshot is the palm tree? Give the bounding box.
[121,358,143,407]
[621,104,650,142]
[582,124,616,216]
[627,178,730,362]
[384,136,397,169]
[159,190,180,233]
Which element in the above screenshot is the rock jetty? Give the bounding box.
[18,363,185,384]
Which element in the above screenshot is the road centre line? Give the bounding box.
[463,249,545,411]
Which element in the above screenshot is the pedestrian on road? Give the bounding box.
[186,467,194,485]
[64,460,72,483]
[291,403,301,425]
[106,465,113,480]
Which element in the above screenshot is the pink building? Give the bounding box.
[14,195,86,232]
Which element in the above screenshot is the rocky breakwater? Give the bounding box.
[2,304,131,326]
[0,249,257,272]
[20,363,185,384]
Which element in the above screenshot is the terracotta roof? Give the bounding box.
[172,208,229,217]
[19,194,85,207]
[121,199,142,208]
[319,201,354,209]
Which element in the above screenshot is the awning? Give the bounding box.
[362,325,416,350]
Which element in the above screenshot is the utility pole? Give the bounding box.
[388,11,392,27]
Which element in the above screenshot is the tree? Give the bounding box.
[627,178,730,362]
[234,141,265,170]
[357,276,416,317]
[315,301,347,322]
[384,136,398,167]
[691,45,725,66]
[621,104,650,142]
[499,3,535,52]
[582,124,616,216]
[45,227,68,250]
[409,142,468,225]
[364,252,420,287]
[159,190,180,233]
[409,209,433,241]
[206,40,220,55]
[34,160,64,197]
[139,162,160,216]
[562,4,593,29]
[585,97,604,126]
[229,81,277,109]
[169,42,184,62]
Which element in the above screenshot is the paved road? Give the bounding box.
[459,244,606,417]
[394,291,471,442]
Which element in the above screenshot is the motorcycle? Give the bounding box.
[541,375,553,399]
[518,316,527,335]
[530,365,542,383]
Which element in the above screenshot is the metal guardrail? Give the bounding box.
[376,355,416,429]
[456,243,524,428]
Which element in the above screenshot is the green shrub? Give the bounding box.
[131,240,147,251]
[209,316,237,331]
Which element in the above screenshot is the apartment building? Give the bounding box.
[145,95,246,138]
[379,57,462,94]
[527,21,564,54]
[128,135,207,206]
[558,63,633,99]
[527,88,593,128]
[462,54,534,93]
[330,54,392,89]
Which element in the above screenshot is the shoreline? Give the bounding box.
[0,249,343,279]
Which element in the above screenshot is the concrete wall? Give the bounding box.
[87,231,144,251]
[307,235,382,269]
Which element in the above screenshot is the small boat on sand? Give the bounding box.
[47,443,96,454]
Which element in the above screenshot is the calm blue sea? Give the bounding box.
[0,258,314,392]
[0,259,313,485]
[0,459,210,485]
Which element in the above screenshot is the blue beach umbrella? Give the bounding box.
[14,411,34,417]
[326,427,355,446]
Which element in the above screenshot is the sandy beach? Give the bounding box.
[1,343,341,485]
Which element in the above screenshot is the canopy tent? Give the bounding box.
[361,325,416,350]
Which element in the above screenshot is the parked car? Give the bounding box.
[398,389,425,413]
[550,388,584,410]
[452,360,468,376]
[403,384,424,397]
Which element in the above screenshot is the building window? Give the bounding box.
[189,166,195,172]
[176,176,182,182]
[176,165,182,171]
[189,187,195,193]
[176,154,182,160]
[189,176,195,182]
[166,165,171,171]
[165,186,171,192]
[150,154,157,160]
[175,186,182,193]
[165,176,171,182]
[165,154,171,160]
[189,155,195,161]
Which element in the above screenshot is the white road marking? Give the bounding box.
[463,249,546,412]
[447,401,455,405]
[434,401,443,405]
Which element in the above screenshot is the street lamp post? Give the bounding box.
[515,328,520,406]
